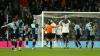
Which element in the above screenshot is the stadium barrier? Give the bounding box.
[24,41,100,48]
[0,41,24,48]
[0,41,100,48]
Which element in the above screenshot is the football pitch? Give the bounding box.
[0,48,100,56]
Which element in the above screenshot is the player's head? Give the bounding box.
[17,17,21,21]
[15,15,19,19]
[18,18,23,23]
[50,20,54,23]
[20,19,23,23]
[12,18,16,22]
[90,22,94,27]
[25,23,28,28]
[73,22,77,26]
[79,23,82,27]
[63,19,68,23]
[33,19,36,23]
[48,21,51,25]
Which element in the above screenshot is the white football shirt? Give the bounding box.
[62,20,70,33]
[51,23,56,33]
[56,25,62,35]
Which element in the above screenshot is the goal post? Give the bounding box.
[34,11,100,47]
[41,12,44,47]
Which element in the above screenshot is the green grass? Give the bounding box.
[0,48,100,56]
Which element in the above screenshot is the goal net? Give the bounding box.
[34,11,100,47]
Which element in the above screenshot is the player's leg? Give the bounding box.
[50,33,53,49]
[47,33,53,49]
[62,33,65,48]
[46,38,49,47]
[9,29,14,50]
[53,34,57,47]
[56,35,62,48]
[25,34,29,48]
[74,35,78,48]
[56,35,60,47]
[11,33,15,50]
[44,34,49,47]
[44,38,49,47]
[62,33,68,48]
[66,33,69,48]
[32,38,36,50]
[77,40,82,48]
[91,36,94,50]
[32,34,37,50]
[86,36,90,48]
[14,38,17,51]
[18,34,23,51]
[14,34,18,51]
[25,37,29,48]
[74,39,78,48]
[50,38,52,49]
[12,39,15,50]
[12,33,18,51]
[60,35,63,48]
[86,30,90,48]
[77,35,82,48]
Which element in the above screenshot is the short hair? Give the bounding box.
[48,21,51,25]
[12,18,16,22]
[63,19,68,23]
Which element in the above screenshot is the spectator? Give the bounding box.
[20,0,28,7]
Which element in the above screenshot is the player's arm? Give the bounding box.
[1,24,9,28]
[68,19,71,24]
[59,20,63,26]
[52,25,56,28]
[74,26,77,35]
[44,26,47,31]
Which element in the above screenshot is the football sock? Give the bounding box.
[26,41,28,45]
[86,42,88,48]
[15,41,17,48]
[91,42,94,48]
[46,41,48,45]
[12,41,15,46]
[75,42,78,47]
[33,42,36,48]
[19,41,22,47]
[78,41,81,46]
[50,41,52,49]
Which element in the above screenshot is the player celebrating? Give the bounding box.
[1,18,17,51]
[73,22,82,48]
[88,23,96,50]
[59,19,70,49]
[85,22,92,48]
[24,23,30,48]
[56,22,62,48]
[88,23,95,50]
[15,19,24,51]
[31,19,39,50]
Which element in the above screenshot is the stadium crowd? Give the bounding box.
[0,0,100,15]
